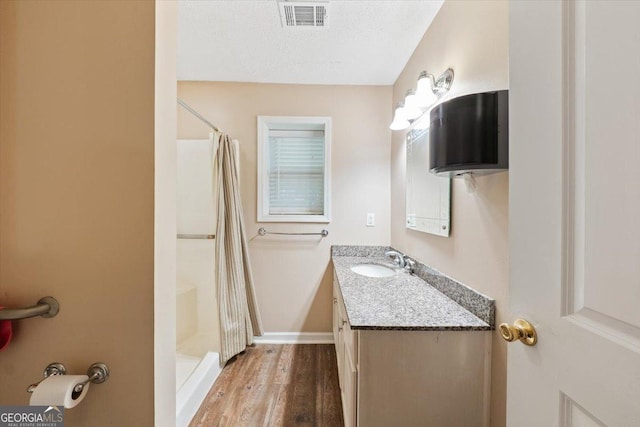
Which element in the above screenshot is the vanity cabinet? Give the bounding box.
[332,275,491,427]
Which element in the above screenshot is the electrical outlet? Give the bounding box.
[366,213,375,227]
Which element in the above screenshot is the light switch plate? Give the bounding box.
[366,213,375,227]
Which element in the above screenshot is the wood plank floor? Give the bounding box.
[189,344,344,427]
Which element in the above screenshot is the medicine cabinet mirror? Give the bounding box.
[406,116,451,237]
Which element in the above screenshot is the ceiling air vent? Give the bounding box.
[278,1,328,28]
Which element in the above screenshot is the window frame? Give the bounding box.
[257,115,332,223]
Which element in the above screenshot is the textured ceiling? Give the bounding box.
[177,0,444,85]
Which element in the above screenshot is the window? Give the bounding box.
[257,116,331,223]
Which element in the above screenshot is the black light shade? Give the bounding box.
[429,90,508,177]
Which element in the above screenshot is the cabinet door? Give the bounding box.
[332,285,339,349]
[333,280,344,387]
[342,344,357,427]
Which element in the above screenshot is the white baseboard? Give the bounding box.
[253,332,334,344]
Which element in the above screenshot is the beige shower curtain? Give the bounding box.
[213,131,263,364]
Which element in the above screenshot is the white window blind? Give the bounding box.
[268,130,325,215]
[257,116,331,223]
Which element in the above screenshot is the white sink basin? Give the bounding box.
[350,264,396,278]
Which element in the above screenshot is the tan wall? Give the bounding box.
[178,82,391,332]
[0,1,156,425]
[390,2,509,426]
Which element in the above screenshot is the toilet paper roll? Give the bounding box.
[30,375,90,409]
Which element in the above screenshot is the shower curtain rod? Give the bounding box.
[177,98,222,133]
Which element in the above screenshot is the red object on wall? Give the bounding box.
[0,307,13,351]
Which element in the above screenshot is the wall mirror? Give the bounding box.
[406,116,451,237]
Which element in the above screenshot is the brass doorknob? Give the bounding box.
[499,319,537,346]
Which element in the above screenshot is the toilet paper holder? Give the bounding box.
[27,362,109,394]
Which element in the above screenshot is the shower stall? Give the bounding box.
[176,138,222,426]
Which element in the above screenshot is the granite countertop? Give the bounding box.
[332,253,492,331]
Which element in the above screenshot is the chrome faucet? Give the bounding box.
[385,250,406,268]
[403,256,416,274]
[385,250,416,274]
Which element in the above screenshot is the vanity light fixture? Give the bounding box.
[389,67,455,131]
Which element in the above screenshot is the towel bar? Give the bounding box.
[177,234,215,239]
[258,227,329,237]
[0,297,59,320]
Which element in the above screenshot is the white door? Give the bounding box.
[508,1,640,426]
